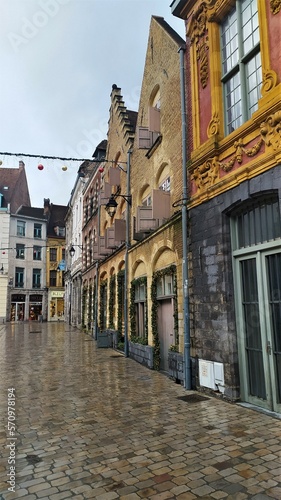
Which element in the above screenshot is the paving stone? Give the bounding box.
[0,322,280,500]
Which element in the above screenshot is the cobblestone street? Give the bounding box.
[0,322,280,499]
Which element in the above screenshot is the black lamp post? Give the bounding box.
[105,195,118,217]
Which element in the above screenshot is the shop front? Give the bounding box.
[10,294,25,322]
[49,290,65,321]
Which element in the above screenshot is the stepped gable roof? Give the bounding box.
[0,161,31,212]
[111,84,138,146]
[127,110,138,132]
[152,15,185,47]
[15,206,46,219]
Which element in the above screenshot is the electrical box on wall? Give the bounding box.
[199,359,225,394]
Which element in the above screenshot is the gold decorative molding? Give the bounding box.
[191,136,263,192]
[207,112,220,137]
[270,0,281,14]
[191,157,219,192]
[260,111,281,151]
[261,69,278,96]
[190,3,210,89]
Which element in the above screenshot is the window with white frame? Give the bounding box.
[17,220,26,237]
[221,0,261,134]
[159,176,171,192]
[142,194,152,206]
[32,269,41,288]
[15,267,24,288]
[156,273,174,298]
[33,246,42,260]
[134,282,147,338]
[16,244,25,259]
[34,223,42,238]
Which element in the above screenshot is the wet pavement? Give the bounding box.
[0,321,280,500]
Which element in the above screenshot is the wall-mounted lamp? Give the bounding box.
[69,245,83,257]
[105,193,132,218]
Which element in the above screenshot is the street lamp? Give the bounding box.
[105,193,132,217]
[69,244,83,257]
[105,195,118,217]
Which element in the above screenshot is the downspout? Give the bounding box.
[179,45,191,390]
[124,149,131,357]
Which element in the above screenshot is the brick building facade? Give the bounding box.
[172,0,281,411]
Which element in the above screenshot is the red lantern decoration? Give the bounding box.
[98,166,104,173]
[38,164,44,171]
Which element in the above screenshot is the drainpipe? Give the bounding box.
[179,45,191,390]
[124,149,131,357]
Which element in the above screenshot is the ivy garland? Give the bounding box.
[93,281,96,330]
[99,280,107,330]
[88,284,92,329]
[151,264,178,370]
[117,270,125,342]
[129,277,148,344]
[109,275,116,328]
[82,286,87,329]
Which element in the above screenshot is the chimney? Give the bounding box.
[43,198,50,216]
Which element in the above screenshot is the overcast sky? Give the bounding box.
[0,0,185,208]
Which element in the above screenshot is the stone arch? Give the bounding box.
[156,162,170,187]
[150,84,160,108]
[132,259,147,279]
[109,266,115,276]
[138,183,151,205]
[118,260,125,272]
[151,243,176,272]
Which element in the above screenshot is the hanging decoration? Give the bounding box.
[61,165,68,171]
[38,164,44,171]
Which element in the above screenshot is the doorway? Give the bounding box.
[157,299,175,372]
[234,250,281,413]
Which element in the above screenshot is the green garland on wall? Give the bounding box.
[109,275,116,328]
[88,284,92,329]
[129,277,148,344]
[117,270,125,341]
[99,280,107,330]
[82,286,87,329]
[151,264,178,370]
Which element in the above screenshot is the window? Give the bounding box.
[32,269,41,288]
[49,270,57,287]
[33,246,42,260]
[17,220,26,237]
[159,176,170,192]
[49,248,57,262]
[54,226,65,237]
[221,0,261,134]
[142,195,152,206]
[232,196,281,250]
[134,282,147,338]
[156,273,174,298]
[34,223,42,238]
[15,267,24,288]
[16,244,25,259]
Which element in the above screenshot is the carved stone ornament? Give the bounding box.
[260,111,281,151]
[207,112,220,137]
[190,3,210,89]
[261,69,278,95]
[191,136,263,192]
[270,0,281,14]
